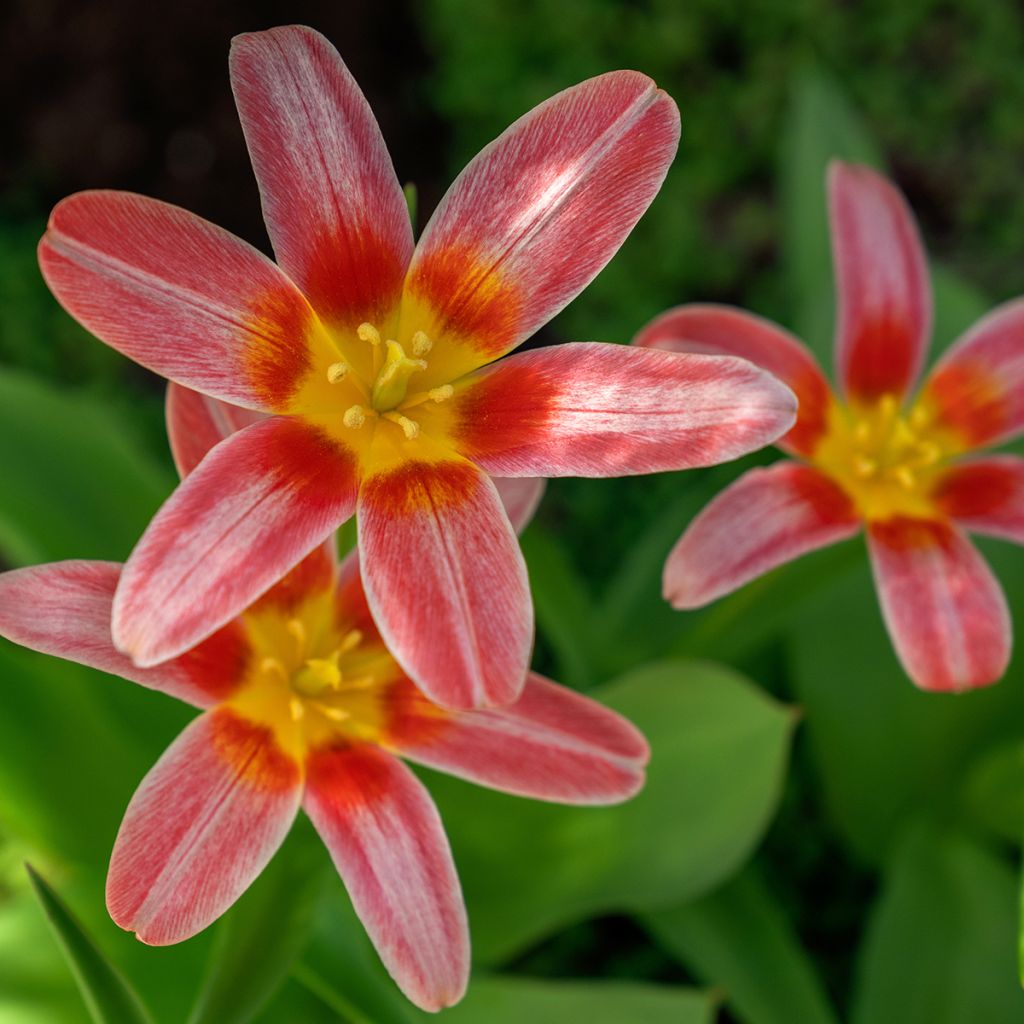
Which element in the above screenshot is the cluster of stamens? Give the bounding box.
[258,617,374,725]
[325,322,454,440]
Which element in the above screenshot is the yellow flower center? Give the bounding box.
[325,322,454,440]
[812,394,957,520]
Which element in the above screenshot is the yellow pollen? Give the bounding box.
[316,704,351,722]
[326,361,350,384]
[286,618,307,661]
[289,697,305,721]
[411,330,433,357]
[894,466,917,490]
[853,456,878,479]
[338,629,363,654]
[343,405,369,429]
[260,656,288,682]
[357,322,382,346]
[382,411,420,439]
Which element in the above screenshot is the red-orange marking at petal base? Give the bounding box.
[250,543,336,615]
[406,243,524,358]
[933,462,1018,520]
[259,419,359,511]
[787,369,833,456]
[361,460,481,518]
[176,620,252,704]
[925,362,1009,447]
[210,707,301,792]
[792,464,860,524]
[306,741,394,810]
[242,287,317,410]
[844,314,920,401]
[381,677,452,749]
[870,515,953,553]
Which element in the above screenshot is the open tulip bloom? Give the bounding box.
[37,25,797,711]
[636,160,1023,692]
[0,383,649,1012]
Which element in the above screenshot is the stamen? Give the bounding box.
[343,405,369,429]
[286,618,307,662]
[854,420,872,444]
[338,629,363,654]
[340,674,376,691]
[357,322,382,347]
[316,704,352,723]
[326,360,350,384]
[401,384,455,410]
[411,330,432,357]
[289,697,305,721]
[260,657,288,682]
[853,456,878,479]
[910,405,931,429]
[877,394,898,420]
[916,442,941,466]
[383,411,420,439]
[894,466,917,490]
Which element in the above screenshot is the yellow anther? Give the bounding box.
[357,322,382,346]
[877,394,899,420]
[317,704,352,722]
[341,675,376,691]
[343,405,369,429]
[853,456,878,479]
[894,466,917,490]
[891,420,917,447]
[910,405,931,429]
[411,330,432,357]
[917,442,941,466]
[326,361,350,384]
[854,420,872,444]
[338,629,363,654]
[289,697,305,722]
[429,385,454,403]
[260,656,288,682]
[383,411,420,439]
[286,618,307,661]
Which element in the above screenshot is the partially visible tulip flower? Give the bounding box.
[636,160,1021,692]
[0,386,641,1012]
[37,25,796,711]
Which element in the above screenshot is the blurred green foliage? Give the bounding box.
[1,1,1024,1022]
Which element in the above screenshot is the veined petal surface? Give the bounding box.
[404,71,679,384]
[0,561,248,708]
[867,517,1011,691]
[166,383,265,478]
[829,161,932,402]
[39,191,325,411]
[386,672,648,804]
[358,457,533,710]
[634,304,833,456]
[932,456,1024,544]
[231,26,412,326]
[114,416,358,667]
[107,709,302,944]
[923,298,1024,449]
[664,463,861,608]
[303,744,468,1012]
[453,342,797,477]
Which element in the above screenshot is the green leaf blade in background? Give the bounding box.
[26,864,154,1024]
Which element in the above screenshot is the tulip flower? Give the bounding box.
[0,385,643,1012]
[38,25,796,710]
[636,160,1022,692]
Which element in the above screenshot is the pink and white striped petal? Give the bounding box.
[0,561,248,708]
[38,191,325,412]
[633,304,833,457]
[230,27,412,326]
[492,476,546,534]
[405,72,679,382]
[922,298,1024,449]
[304,743,468,1012]
[386,672,648,804]
[453,342,797,477]
[358,459,533,710]
[107,708,302,945]
[114,416,358,667]
[166,383,265,478]
[829,161,932,402]
[867,517,1011,692]
[663,462,861,608]
[932,456,1024,545]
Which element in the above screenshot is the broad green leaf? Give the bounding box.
[779,64,882,359]
[0,368,171,565]
[188,824,329,1024]
[790,548,1024,863]
[643,865,839,1024]
[931,266,991,354]
[433,976,716,1024]
[957,740,1024,845]
[852,822,1024,1024]
[429,659,796,962]
[26,864,154,1024]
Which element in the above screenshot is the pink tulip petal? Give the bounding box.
[922,298,1024,449]
[39,191,325,411]
[405,72,679,382]
[304,743,468,1012]
[0,561,248,708]
[664,462,861,608]
[230,27,412,326]
[453,342,797,477]
[385,672,648,804]
[829,161,932,402]
[868,517,1011,691]
[491,476,546,534]
[358,459,533,710]
[166,382,266,478]
[633,304,833,457]
[107,708,302,944]
[932,456,1024,544]
[114,416,358,667]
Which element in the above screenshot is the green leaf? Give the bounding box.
[25,864,154,1024]
[434,976,716,1024]
[852,822,1024,1024]
[188,825,329,1024]
[779,64,882,359]
[957,740,1024,845]
[643,865,839,1024]
[0,368,172,565]
[430,658,796,962]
